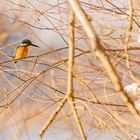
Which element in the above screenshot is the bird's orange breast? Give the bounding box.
[14,47,28,63]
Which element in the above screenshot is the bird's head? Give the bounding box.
[20,39,39,48]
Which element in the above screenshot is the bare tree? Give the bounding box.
[0,0,140,139]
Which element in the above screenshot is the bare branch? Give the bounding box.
[67,0,140,123]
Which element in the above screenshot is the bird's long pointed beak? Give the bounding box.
[31,44,40,48]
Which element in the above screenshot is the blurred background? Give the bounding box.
[0,0,140,139]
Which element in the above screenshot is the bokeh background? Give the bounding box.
[0,0,140,139]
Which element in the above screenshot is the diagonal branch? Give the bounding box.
[39,96,67,137]
[67,0,140,122]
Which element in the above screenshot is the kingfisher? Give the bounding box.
[14,39,39,63]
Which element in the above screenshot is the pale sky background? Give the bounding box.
[0,0,139,140]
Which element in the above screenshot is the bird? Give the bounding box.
[14,39,39,63]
